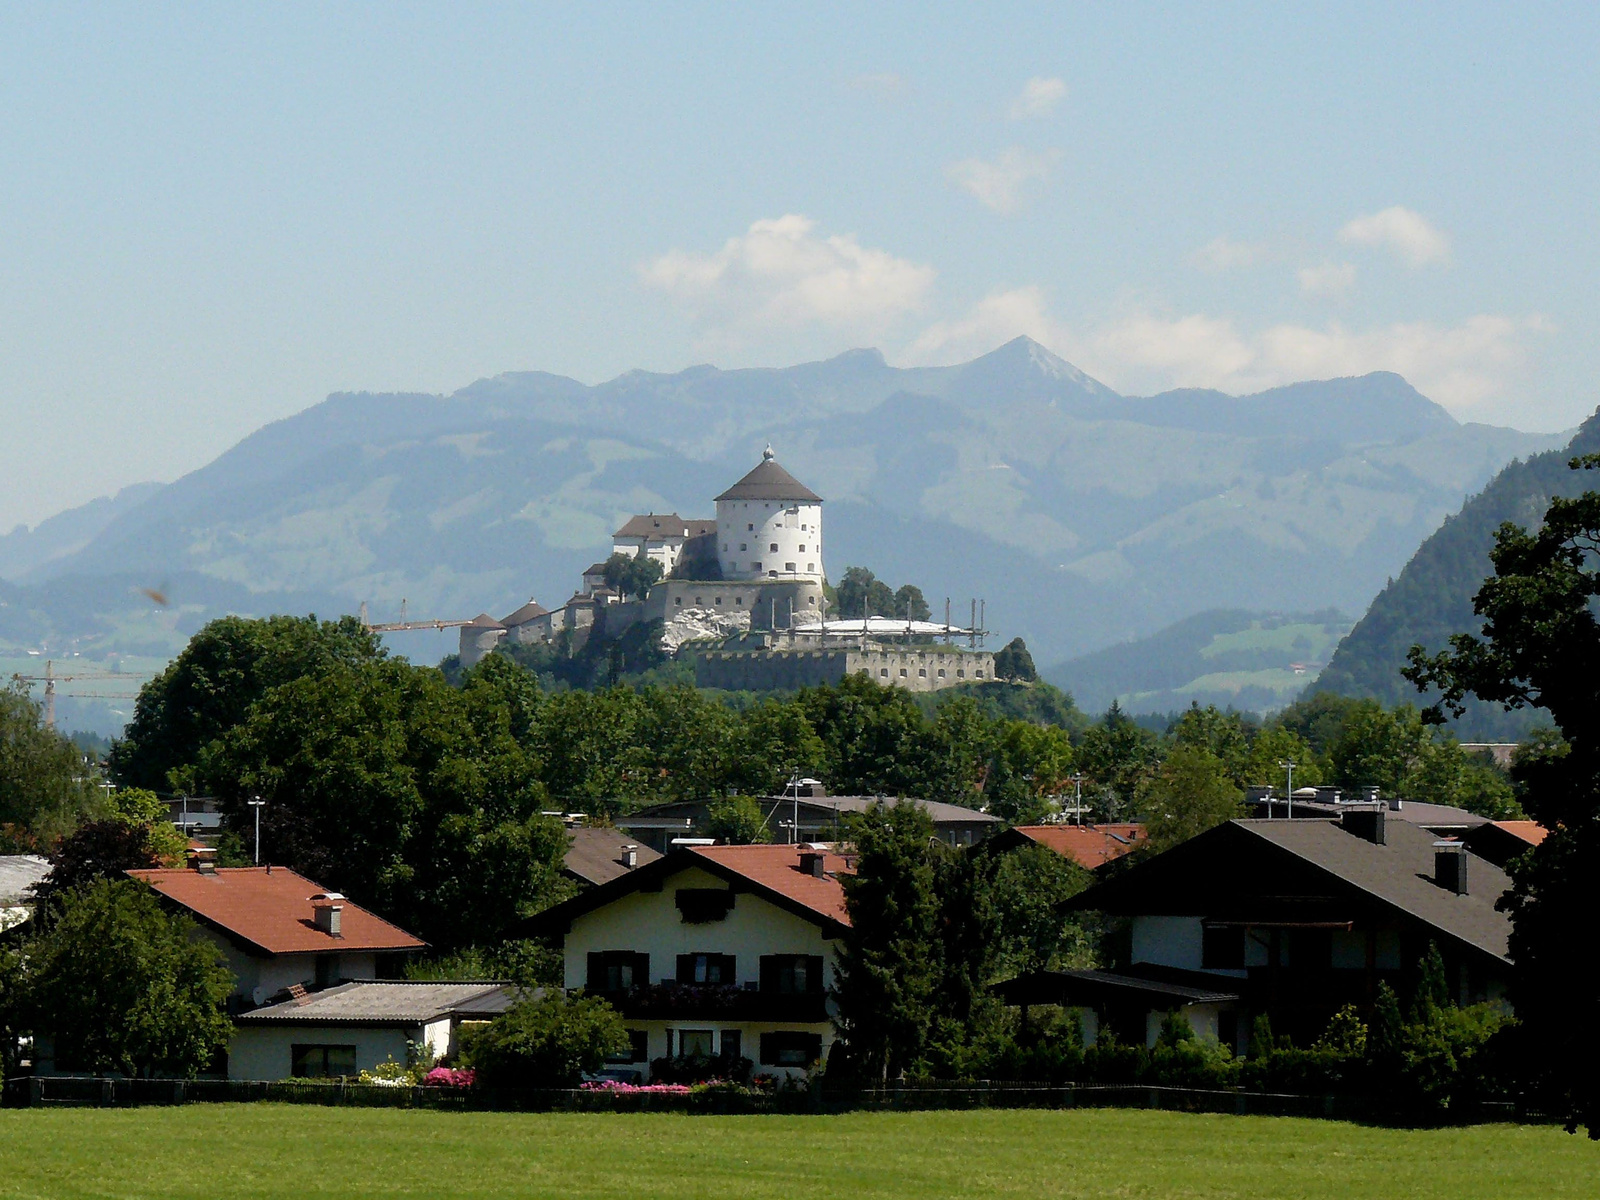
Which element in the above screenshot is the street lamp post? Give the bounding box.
[1279,760,1296,820]
[1070,773,1087,825]
[247,796,266,865]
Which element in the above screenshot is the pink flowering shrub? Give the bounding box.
[422,1066,476,1088]
[580,1080,692,1094]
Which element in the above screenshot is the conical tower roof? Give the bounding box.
[714,447,823,503]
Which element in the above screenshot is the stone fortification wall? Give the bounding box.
[636,578,824,630]
[696,645,996,693]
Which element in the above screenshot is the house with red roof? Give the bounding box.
[128,850,426,1011]
[983,823,1147,871]
[527,843,852,1080]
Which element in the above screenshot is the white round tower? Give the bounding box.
[715,445,824,582]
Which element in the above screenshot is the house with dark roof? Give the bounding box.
[1002,808,1514,1053]
[527,843,853,1080]
[127,851,425,1008]
[616,794,999,853]
[563,826,663,888]
[230,980,517,1080]
[983,824,1147,871]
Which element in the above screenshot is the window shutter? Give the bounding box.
[718,954,737,984]
[677,954,696,985]
[587,953,605,992]
[629,1030,649,1062]
[804,1034,822,1063]
[758,1033,776,1066]
[633,953,650,987]
[759,955,777,992]
[806,956,824,994]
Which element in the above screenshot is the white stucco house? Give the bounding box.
[528,843,851,1079]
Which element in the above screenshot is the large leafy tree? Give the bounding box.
[24,878,234,1077]
[109,614,384,792]
[832,801,940,1083]
[1404,454,1600,1137]
[1075,702,1160,817]
[799,674,927,796]
[1136,745,1247,855]
[0,682,105,851]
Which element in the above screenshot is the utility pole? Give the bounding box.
[1279,760,1296,820]
[1071,773,1086,825]
[248,795,266,864]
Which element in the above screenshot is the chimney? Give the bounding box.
[1434,841,1468,894]
[1340,805,1386,845]
[311,893,345,937]
[798,851,827,878]
[187,846,218,874]
[622,844,639,870]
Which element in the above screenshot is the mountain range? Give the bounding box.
[0,338,1564,688]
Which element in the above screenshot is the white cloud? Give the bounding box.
[1339,206,1452,267]
[640,215,935,336]
[1297,261,1357,297]
[946,147,1061,214]
[1191,237,1270,272]
[902,289,1546,418]
[1008,76,1067,119]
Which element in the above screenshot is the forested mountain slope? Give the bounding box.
[1313,408,1600,737]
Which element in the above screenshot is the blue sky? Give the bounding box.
[2,3,1596,528]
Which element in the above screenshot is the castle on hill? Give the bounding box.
[459,448,993,691]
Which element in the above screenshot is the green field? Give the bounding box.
[0,1106,1591,1199]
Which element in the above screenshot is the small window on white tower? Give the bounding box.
[747,523,753,531]
[739,543,747,552]
[769,543,778,553]
[798,544,805,552]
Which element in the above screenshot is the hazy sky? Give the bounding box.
[3,3,1597,529]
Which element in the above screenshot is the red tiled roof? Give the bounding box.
[1012,824,1147,870]
[1490,820,1547,847]
[690,844,852,927]
[126,867,426,956]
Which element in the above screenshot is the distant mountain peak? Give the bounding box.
[952,335,1119,401]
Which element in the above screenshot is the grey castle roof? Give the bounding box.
[501,600,550,627]
[715,454,823,503]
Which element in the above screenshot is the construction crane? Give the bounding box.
[10,661,146,729]
[357,600,475,635]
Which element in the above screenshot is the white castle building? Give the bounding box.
[715,446,825,582]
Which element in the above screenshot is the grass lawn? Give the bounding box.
[0,1105,1593,1200]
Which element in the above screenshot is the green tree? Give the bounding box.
[1075,702,1160,818]
[109,614,384,792]
[1402,454,1600,1135]
[1243,726,1322,791]
[1137,745,1247,855]
[29,819,169,927]
[983,720,1076,824]
[893,584,932,622]
[461,992,627,1088]
[835,567,895,619]
[0,682,105,851]
[601,551,665,601]
[799,674,927,796]
[986,843,1094,976]
[832,801,940,1083]
[24,878,233,1077]
[729,699,825,796]
[916,697,993,805]
[704,795,772,844]
[992,637,1038,683]
[1169,704,1256,786]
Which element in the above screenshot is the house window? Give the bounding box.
[937,669,945,678]
[676,953,736,985]
[314,955,340,989]
[720,1029,742,1060]
[695,597,703,605]
[675,888,735,923]
[769,543,779,553]
[291,1044,357,1078]
[740,543,747,551]
[899,668,907,677]
[736,596,743,605]
[975,670,984,678]
[807,564,815,573]
[722,543,728,552]
[752,562,762,572]
[1202,926,1247,970]
[760,954,824,994]
[785,562,796,573]
[679,1029,714,1058]
[674,596,682,606]
[799,544,806,552]
[759,1031,823,1068]
[918,669,927,677]
[956,669,964,678]
[880,669,888,677]
[587,951,650,994]
[715,597,722,605]
[808,595,815,604]
[608,1030,650,1064]
[747,523,754,531]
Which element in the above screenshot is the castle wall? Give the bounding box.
[696,645,996,693]
[640,578,824,630]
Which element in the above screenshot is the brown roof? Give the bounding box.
[1489,820,1547,847]
[501,600,550,626]
[126,867,426,957]
[564,827,663,887]
[235,980,513,1026]
[714,455,823,503]
[691,844,852,927]
[614,513,697,540]
[466,612,504,629]
[1003,824,1147,869]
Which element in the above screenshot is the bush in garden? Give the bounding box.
[1081,1030,1148,1083]
[1145,1011,1240,1089]
[458,992,627,1088]
[650,1053,752,1085]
